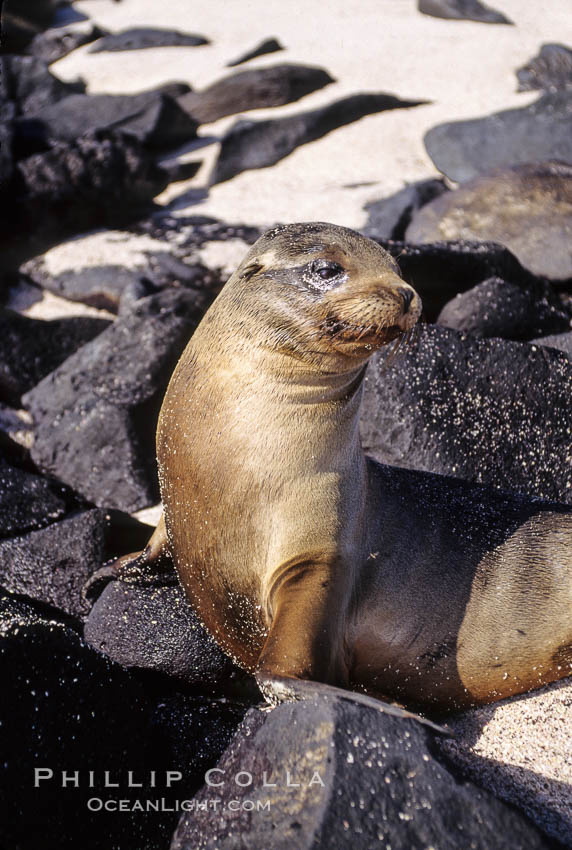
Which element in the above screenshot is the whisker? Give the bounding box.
[357,324,374,341]
[392,333,406,364]
[378,333,401,373]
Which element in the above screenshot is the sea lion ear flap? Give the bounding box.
[239,261,263,281]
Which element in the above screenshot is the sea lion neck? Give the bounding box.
[258,354,368,406]
[208,292,377,405]
[205,318,369,407]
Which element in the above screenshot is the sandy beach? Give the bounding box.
[54,0,571,227]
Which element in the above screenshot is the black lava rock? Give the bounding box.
[0,508,106,617]
[149,694,249,793]
[363,177,449,241]
[178,64,334,125]
[18,83,196,151]
[135,214,262,255]
[516,43,572,93]
[144,253,223,296]
[27,25,108,65]
[0,309,111,404]
[436,276,572,339]
[227,38,284,67]
[89,27,209,53]
[405,161,572,280]
[211,92,427,184]
[1,54,85,119]
[4,131,170,265]
[160,158,202,184]
[418,0,512,24]
[21,237,224,313]
[21,263,148,312]
[531,330,572,359]
[0,459,75,538]
[1,0,60,53]
[114,259,222,316]
[0,588,150,849]
[375,238,540,321]
[0,115,14,185]
[424,91,572,183]
[360,324,572,504]
[84,580,248,687]
[171,695,552,849]
[0,589,246,850]
[23,288,207,513]
[117,276,166,314]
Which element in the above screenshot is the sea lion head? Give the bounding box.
[220,222,421,371]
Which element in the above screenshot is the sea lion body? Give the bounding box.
[155,222,572,711]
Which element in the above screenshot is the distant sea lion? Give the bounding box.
[123,222,572,712]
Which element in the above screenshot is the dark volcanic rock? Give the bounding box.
[0,459,73,538]
[21,263,147,312]
[0,309,111,404]
[145,253,223,294]
[227,37,284,67]
[211,92,427,184]
[1,54,84,118]
[361,324,572,504]
[89,27,209,52]
[136,214,262,255]
[0,116,14,185]
[424,91,572,183]
[22,250,222,313]
[531,330,572,359]
[517,43,572,93]
[106,95,198,151]
[178,64,334,124]
[363,177,449,241]
[117,259,222,315]
[85,580,248,686]
[18,84,197,151]
[23,288,207,513]
[1,0,60,53]
[0,589,149,849]
[0,509,106,617]
[418,0,512,24]
[436,276,572,339]
[161,157,202,184]
[406,161,572,279]
[376,238,540,321]
[5,131,169,263]
[27,25,108,65]
[149,694,248,792]
[171,695,552,850]
[0,589,246,850]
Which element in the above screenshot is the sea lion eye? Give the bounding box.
[310,259,344,281]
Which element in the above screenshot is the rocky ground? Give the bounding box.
[0,0,571,848]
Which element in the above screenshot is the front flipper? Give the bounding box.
[257,555,351,684]
[255,554,449,735]
[255,673,450,735]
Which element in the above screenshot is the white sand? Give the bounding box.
[34,230,169,276]
[24,0,572,842]
[441,679,572,846]
[54,0,570,228]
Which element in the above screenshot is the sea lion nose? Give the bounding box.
[397,287,415,313]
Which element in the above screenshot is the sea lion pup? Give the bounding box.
[123,222,572,713]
